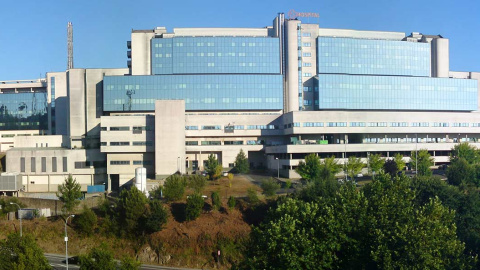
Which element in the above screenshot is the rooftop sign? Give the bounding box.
[287,9,319,19]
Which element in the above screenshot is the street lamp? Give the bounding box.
[65,214,75,270]
[177,156,180,174]
[10,202,22,237]
[275,157,279,178]
[415,133,418,176]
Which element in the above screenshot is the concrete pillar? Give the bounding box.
[107,174,112,192]
[47,175,50,192]
[431,38,449,78]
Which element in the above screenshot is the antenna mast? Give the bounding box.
[67,22,74,70]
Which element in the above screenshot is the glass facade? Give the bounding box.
[104,74,283,111]
[317,37,431,76]
[151,37,280,75]
[0,91,48,130]
[317,74,478,111]
[50,77,56,134]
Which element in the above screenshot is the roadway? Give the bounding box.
[45,253,201,270]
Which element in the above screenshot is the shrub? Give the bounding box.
[234,149,250,173]
[285,179,292,189]
[247,188,260,205]
[261,178,281,197]
[211,191,221,211]
[188,175,207,193]
[163,174,186,201]
[228,196,236,209]
[149,185,163,200]
[144,200,168,234]
[74,205,98,235]
[186,193,204,221]
[78,242,117,270]
[120,255,142,270]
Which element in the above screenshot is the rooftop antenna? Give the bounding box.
[67,22,74,70]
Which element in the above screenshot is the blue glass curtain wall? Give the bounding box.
[104,75,283,111]
[0,91,48,130]
[317,74,478,111]
[151,37,280,75]
[317,37,431,76]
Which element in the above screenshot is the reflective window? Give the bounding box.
[0,91,48,131]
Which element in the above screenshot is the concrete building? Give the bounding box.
[1,13,479,193]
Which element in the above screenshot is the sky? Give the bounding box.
[0,0,479,81]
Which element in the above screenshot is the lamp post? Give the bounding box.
[275,157,279,178]
[415,133,418,176]
[10,202,22,237]
[177,156,180,174]
[65,214,75,270]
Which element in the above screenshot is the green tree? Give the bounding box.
[0,198,25,217]
[118,186,148,235]
[383,159,398,177]
[187,175,207,193]
[57,174,82,215]
[410,149,434,176]
[234,149,249,173]
[186,193,204,221]
[74,205,97,235]
[149,185,163,200]
[451,142,480,164]
[393,153,406,172]
[261,178,280,197]
[163,174,186,201]
[143,200,168,234]
[214,165,223,180]
[295,153,321,181]
[344,156,365,181]
[120,256,141,270]
[205,154,220,180]
[318,156,342,181]
[227,196,236,209]
[0,233,51,270]
[368,153,384,175]
[247,188,260,205]
[447,158,475,186]
[211,191,221,210]
[78,243,117,270]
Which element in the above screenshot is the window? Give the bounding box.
[110,126,130,131]
[201,125,221,130]
[411,122,429,127]
[132,141,153,146]
[52,157,57,172]
[303,86,312,92]
[350,122,366,127]
[201,141,221,145]
[186,141,199,145]
[101,127,107,131]
[303,73,312,77]
[303,62,312,67]
[390,122,408,127]
[41,157,46,172]
[224,141,243,145]
[452,123,469,127]
[185,126,198,130]
[368,122,388,127]
[133,160,142,165]
[303,122,324,127]
[327,122,347,127]
[20,157,25,173]
[110,142,130,146]
[101,142,107,146]
[31,157,36,172]
[302,32,311,37]
[110,161,130,165]
[75,162,88,169]
[303,52,312,57]
[63,157,68,172]
[302,42,311,47]
[303,100,312,105]
[433,122,449,127]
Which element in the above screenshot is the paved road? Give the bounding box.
[45,253,201,270]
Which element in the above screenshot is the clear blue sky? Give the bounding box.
[0,0,478,81]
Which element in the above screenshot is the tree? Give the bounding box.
[118,186,148,235]
[74,205,97,235]
[163,174,186,201]
[247,188,260,205]
[214,165,223,180]
[368,153,384,175]
[205,154,220,180]
[186,193,204,221]
[383,159,398,177]
[261,178,280,197]
[227,196,236,209]
[143,200,168,234]
[57,174,82,214]
[295,153,321,181]
[318,156,342,181]
[120,256,141,270]
[0,233,51,270]
[451,142,480,164]
[393,153,406,172]
[79,243,117,270]
[447,158,475,186]
[234,149,249,173]
[344,156,365,181]
[211,191,221,210]
[410,149,434,176]
[187,175,207,193]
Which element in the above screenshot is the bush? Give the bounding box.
[247,188,260,205]
[186,193,204,221]
[188,175,207,193]
[144,200,168,234]
[211,191,221,210]
[78,243,117,270]
[163,174,186,201]
[285,179,292,189]
[228,196,236,209]
[74,205,98,235]
[0,233,50,269]
[120,255,142,270]
[149,185,163,200]
[261,178,281,197]
[0,197,26,217]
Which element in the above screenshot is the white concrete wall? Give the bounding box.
[285,19,300,112]
[318,28,405,40]
[13,135,64,148]
[131,31,155,75]
[47,72,68,135]
[67,69,86,146]
[155,100,185,176]
[432,38,450,78]
[173,28,268,37]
